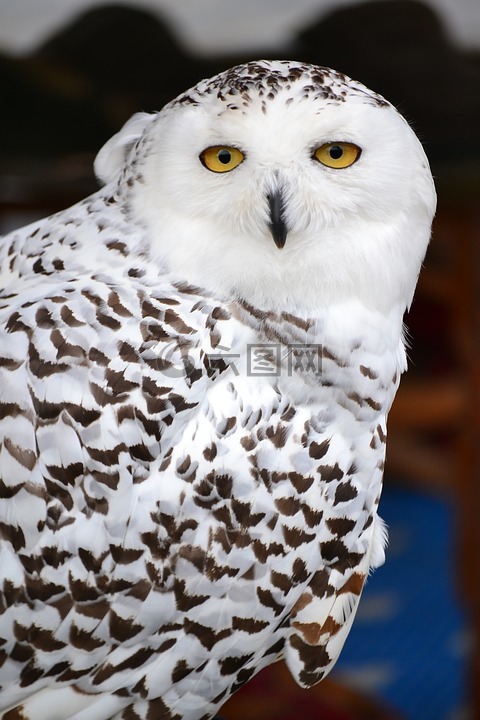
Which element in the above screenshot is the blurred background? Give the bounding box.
[0,1,479,719]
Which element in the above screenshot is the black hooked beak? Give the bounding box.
[267,190,288,249]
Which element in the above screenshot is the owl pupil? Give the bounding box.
[218,150,232,164]
[329,145,343,159]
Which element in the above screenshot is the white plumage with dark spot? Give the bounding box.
[0,60,436,720]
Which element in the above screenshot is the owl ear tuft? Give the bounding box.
[94,112,156,185]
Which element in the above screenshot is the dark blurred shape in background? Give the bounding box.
[35,5,199,134]
[0,5,193,166]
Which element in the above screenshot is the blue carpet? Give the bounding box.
[333,485,468,720]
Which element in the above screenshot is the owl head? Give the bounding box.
[95,60,436,316]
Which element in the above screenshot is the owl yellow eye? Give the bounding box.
[314,142,361,169]
[200,146,245,173]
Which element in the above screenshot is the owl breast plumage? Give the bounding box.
[0,60,435,720]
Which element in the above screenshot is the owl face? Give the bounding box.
[98,61,436,315]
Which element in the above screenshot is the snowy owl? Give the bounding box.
[0,60,435,720]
